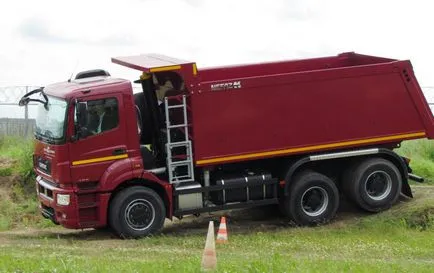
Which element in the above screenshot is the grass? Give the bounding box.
[0,136,50,231]
[0,189,433,272]
[398,139,434,183]
[0,136,34,178]
[0,167,12,177]
[0,236,432,273]
[0,195,48,232]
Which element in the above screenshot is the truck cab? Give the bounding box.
[27,55,198,235]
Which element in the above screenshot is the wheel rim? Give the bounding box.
[125,199,155,231]
[364,170,392,201]
[301,186,329,217]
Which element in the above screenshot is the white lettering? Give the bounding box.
[210,81,242,91]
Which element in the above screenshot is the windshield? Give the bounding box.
[35,95,68,143]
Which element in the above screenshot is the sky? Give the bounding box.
[0,0,433,91]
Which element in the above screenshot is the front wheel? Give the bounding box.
[109,186,166,238]
[284,171,339,225]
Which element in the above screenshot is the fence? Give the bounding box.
[0,118,35,137]
[0,86,40,137]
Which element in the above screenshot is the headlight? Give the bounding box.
[56,194,70,206]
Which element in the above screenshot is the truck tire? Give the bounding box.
[109,186,165,238]
[343,158,402,212]
[284,171,339,225]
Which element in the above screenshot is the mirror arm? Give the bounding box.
[18,87,48,107]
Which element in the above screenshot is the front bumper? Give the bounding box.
[37,176,79,228]
[36,176,111,229]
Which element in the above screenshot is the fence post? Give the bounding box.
[24,86,29,138]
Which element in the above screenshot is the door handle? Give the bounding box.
[112,149,126,155]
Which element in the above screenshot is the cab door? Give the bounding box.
[69,93,129,183]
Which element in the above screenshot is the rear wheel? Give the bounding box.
[109,186,165,238]
[343,158,402,212]
[284,171,339,225]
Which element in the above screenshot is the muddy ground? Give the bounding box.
[1,185,432,245]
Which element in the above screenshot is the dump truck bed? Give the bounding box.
[191,52,434,166]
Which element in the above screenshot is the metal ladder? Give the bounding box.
[164,95,195,184]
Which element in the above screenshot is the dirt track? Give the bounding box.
[1,185,432,244]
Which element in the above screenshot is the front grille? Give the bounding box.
[41,204,54,219]
[36,156,51,175]
[38,182,54,200]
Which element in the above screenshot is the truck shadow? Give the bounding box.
[161,197,371,236]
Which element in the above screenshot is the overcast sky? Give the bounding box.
[0,0,433,89]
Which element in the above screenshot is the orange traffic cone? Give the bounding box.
[216,216,228,244]
[201,221,217,271]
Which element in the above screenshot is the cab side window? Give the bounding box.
[86,98,119,135]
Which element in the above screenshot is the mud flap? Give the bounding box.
[401,181,413,198]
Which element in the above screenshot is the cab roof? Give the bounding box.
[43,77,130,99]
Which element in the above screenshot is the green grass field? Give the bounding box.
[0,136,433,272]
[0,186,433,272]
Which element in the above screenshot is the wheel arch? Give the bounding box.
[108,178,173,220]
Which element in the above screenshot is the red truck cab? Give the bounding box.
[33,77,142,228]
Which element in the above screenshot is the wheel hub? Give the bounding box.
[301,186,329,217]
[365,171,392,201]
[125,199,155,231]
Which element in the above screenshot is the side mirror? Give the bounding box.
[18,97,30,106]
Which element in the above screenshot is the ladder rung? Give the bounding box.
[165,94,184,101]
[172,175,192,179]
[168,124,189,129]
[173,175,193,182]
[171,158,192,163]
[169,141,190,147]
[170,160,192,167]
[167,105,185,109]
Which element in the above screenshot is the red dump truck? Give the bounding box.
[19,52,434,238]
